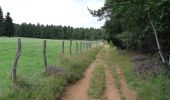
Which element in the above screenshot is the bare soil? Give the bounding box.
[115,64,137,100]
[62,48,137,100]
[104,64,121,100]
[61,56,98,100]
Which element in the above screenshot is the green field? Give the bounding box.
[0,37,94,94]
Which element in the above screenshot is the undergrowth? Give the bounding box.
[0,46,102,100]
[108,46,170,100]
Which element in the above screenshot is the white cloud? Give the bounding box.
[0,0,105,28]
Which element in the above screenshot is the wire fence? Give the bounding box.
[0,38,101,88]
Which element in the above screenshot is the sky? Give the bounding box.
[0,0,105,28]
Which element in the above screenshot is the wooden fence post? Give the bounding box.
[62,41,64,54]
[89,42,90,49]
[62,41,64,62]
[80,41,82,52]
[76,41,78,54]
[70,39,72,55]
[86,41,88,50]
[83,42,85,51]
[43,40,47,70]
[12,38,21,88]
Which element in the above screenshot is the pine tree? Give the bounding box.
[4,12,14,37]
[0,7,4,36]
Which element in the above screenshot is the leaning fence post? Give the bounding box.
[43,40,47,70]
[70,39,72,55]
[12,38,21,88]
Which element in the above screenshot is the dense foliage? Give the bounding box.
[0,7,14,37]
[0,7,4,36]
[4,12,14,37]
[89,0,170,61]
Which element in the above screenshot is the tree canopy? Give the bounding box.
[89,0,170,63]
[4,12,14,37]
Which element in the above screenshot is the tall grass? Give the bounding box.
[88,66,105,99]
[0,37,88,93]
[0,38,102,100]
[108,47,170,100]
[62,46,102,83]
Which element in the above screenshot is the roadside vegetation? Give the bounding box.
[0,37,87,93]
[88,65,105,99]
[104,47,124,100]
[0,37,102,100]
[108,46,170,100]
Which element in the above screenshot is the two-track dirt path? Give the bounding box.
[62,47,137,100]
[104,63,121,100]
[61,50,102,100]
[115,64,137,100]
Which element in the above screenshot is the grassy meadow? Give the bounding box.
[0,37,98,96]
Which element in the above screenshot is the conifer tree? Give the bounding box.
[0,7,4,36]
[4,12,14,37]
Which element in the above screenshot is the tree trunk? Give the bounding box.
[148,12,165,63]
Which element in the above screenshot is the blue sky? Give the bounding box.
[0,0,105,28]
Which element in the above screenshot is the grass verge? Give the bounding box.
[108,46,170,100]
[104,47,124,100]
[88,65,105,99]
[0,46,102,100]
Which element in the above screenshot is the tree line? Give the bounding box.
[14,23,105,40]
[0,6,105,40]
[89,0,170,64]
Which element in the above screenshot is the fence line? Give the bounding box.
[1,38,101,89]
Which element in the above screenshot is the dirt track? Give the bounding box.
[104,63,121,100]
[61,51,100,100]
[61,47,137,100]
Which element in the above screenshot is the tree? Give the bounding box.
[88,0,170,63]
[4,12,14,37]
[0,7,4,36]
